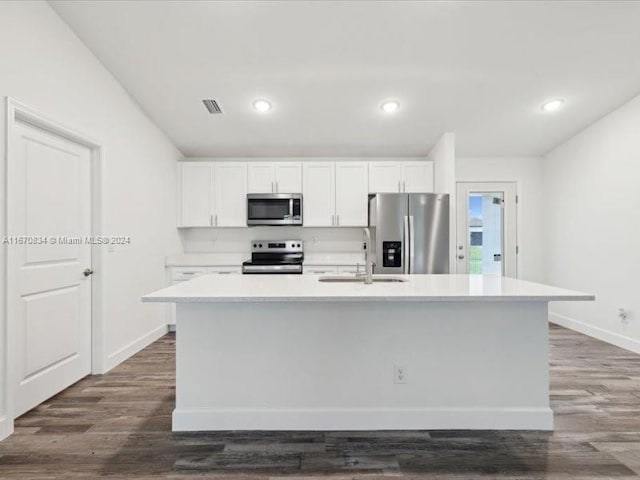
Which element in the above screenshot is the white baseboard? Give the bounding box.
[550,311,640,354]
[105,324,168,372]
[0,416,13,441]
[172,407,554,432]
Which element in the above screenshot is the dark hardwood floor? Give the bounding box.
[1,324,640,479]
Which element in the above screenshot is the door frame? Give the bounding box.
[455,181,518,277]
[3,97,106,437]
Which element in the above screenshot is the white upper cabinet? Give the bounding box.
[303,162,335,227]
[303,161,368,227]
[247,161,302,193]
[179,161,246,227]
[274,162,302,193]
[247,162,274,193]
[402,161,434,193]
[368,161,434,193]
[179,162,213,227]
[368,162,403,193]
[180,159,431,228]
[335,162,369,226]
[213,162,247,227]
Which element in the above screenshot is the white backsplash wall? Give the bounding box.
[180,227,365,255]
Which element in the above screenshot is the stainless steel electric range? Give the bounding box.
[241,240,303,274]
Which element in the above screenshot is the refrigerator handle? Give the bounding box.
[403,215,410,274]
[409,215,415,274]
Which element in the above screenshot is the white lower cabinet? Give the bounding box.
[168,266,241,326]
[171,266,208,281]
[208,266,242,275]
[304,265,361,275]
[304,265,338,275]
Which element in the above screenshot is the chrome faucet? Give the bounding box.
[363,227,375,284]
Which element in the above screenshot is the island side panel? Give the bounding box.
[174,300,552,431]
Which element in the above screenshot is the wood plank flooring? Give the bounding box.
[1,324,640,479]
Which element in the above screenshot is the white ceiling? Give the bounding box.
[50,1,640,157]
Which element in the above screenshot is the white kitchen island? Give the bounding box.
[143,274,592,432]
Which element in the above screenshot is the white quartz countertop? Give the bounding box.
[142,274,594,303]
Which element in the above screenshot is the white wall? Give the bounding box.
[181,227,364,255]
[427,133,456,272]
[456,157,544,282]
[0,1,181,437]
[543,94,640,353]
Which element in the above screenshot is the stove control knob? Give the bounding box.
[253,244,257,248]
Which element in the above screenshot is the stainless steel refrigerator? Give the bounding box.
[368,193,449,274]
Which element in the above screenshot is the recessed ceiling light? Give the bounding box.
[252,99,272,113]
[541,98,565,112]
[381,100,400,113]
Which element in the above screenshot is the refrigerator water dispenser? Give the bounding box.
[382,241,402,268]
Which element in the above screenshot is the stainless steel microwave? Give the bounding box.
[247,194,303,226]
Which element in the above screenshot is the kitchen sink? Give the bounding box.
[318,276,407,283]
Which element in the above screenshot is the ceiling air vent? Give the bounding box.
[202,99,223,114]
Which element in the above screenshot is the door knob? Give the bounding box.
[457,255,465,260]
[83,268,94,277]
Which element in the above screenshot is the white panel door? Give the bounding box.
[11,122,92,417]
[335,162,369,227]
[214,162,247,227]
[455,182,517,278]
[303,162,335,226]
[180,162,213,226]
[247,162,274,193]
[402,161,434,193]
[274,162,302,193]
[368,162,403,193]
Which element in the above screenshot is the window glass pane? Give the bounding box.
[468,192,503,275]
